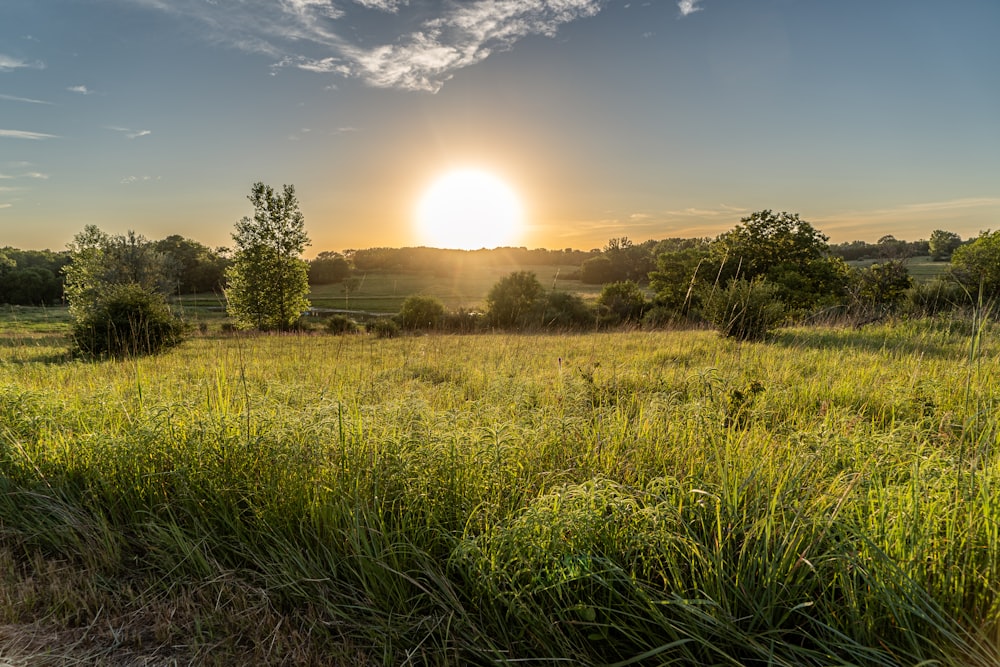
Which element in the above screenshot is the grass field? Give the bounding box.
[0,315,998,664]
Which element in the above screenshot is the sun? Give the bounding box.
[415,169,524,250]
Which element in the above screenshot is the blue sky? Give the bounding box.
[1,0,998,254]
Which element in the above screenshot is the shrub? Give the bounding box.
[367,318,400,339]
[597,280,647,325]
[535,291,593,329]
[705,278,785,341]
[398,295,446,330]
[904,278,968,317]
[325,314,359,335]
[71,283,188,358]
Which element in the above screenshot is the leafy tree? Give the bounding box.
[486,271,543,328]
[648,241,716,315]
[398,295,446,330]
[850,261,913,312]
[928,230,962,261]
[535,291,592,328]
[950,230,1000,300]
[153,235,229,294]
[597,280,647,324]
[308,251,352,284]
[580,255,615,284]
[225,182,311,330]
[712,210,848,313]
[64,226,171,319]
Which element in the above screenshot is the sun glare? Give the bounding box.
[415,169,524,250]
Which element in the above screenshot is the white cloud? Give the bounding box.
[68,85,93,95]
[106,126,152,139]
[0,171,47,180]
[120,175,160,184]
[0,54,44,71]
[353,0,407,12]
[0,203,12,209]
[0,93,52,105]
[677,0,703,17]
[130,0,607,92]
[0,129,58,140]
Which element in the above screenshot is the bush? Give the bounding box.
[367,318,400,339]
[325,314,359,335]
[71,283,188,358]
[535,291,593,329]
[398,295,446,330]
[705,279,785,341]
[904,278,968,317]
[597,280,647,325]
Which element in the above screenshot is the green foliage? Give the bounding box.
[486,271,544,328]
[950,230,1000,300]
[397,295,445,330]
[705,278,785,340]
[152,234,229,294]
[712,210,849,313]
[0,248,68,305]
[905,278,967,316]
[308,251,352,285]
[649,242,715,315]
[535,291,592,328]
[225,182,311,330]
[64,226,172,319]
[597,280,647,324]
[850,260,914,312]
[928,229,962,261]
[366,317,400,338]
[70,283,187,358]
[579,255,614,284]
[325,314,359,335]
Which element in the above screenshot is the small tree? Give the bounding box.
[486,271,544,328]
[951,230,1000,300]
[928,229,961,262]
[597,280,647,324]
[398,295,446,330]
[225,182,311,330]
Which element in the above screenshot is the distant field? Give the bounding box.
[297,263,601,314]
[846,254,949,282]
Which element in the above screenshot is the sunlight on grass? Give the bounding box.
[0,321,998,664]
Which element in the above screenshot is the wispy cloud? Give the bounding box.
[67,85,94,95]
[130,0,606,92]
[352,0,407,12]
[0,93,52,105]
[0,129,58,140]
[677,0,703,17]
[120,175,160,184]
[0,54,45,71]
[106,126,152,139]
[0,171,48,180]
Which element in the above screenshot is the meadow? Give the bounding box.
[0,315,998,664]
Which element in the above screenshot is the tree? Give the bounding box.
[597,280,647,324]
[950,230,1000,300]
[928,230,961,261]
[153,235,229,294]
[486,271,544,328]
[849,261,913,313]
[711,210,848,313]
[308,251,352,284]
[398,295,446,330]
[64,226,171,319]
[225,182,311,330]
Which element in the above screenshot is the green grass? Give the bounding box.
[0,320,998,664]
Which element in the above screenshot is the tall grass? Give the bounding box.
[0,320,998,664]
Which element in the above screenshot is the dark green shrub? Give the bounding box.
[705,278,785,341]
[904,278,968,317]
[71,283,188,358]
[367,318,400,339]
[535,291,593,328]
[326,314,359,335]
[398,295,446,330]
[597,280,647,325]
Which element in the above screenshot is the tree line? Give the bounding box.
[7,177,994,355]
